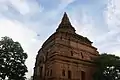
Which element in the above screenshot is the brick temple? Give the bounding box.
[33,12,99,80]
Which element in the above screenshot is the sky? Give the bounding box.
[0,0,120,78]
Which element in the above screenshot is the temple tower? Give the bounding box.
[33,13,99,80]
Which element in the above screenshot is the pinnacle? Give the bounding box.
[56,12,76,34]
[61,12,71,25]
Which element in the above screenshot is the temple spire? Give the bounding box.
[56,12,76,34]
[61,12,71,25]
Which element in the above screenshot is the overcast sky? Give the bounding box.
[0,0,120,78]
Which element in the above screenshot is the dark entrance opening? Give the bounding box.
[81,71,85,80]
[68,70,71,79]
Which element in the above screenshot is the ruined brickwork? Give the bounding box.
[33,13,99,80]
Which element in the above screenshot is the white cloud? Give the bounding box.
[0,19,35,44]
[0,0,43,15]
[94,0,120,55]
[58,0,75,11]
[71,9,99,41]
[0,0,7,3]
[60,0,75,4]
[9,0,30,15]
[105,0,120,31]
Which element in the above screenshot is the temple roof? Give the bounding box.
[56,12,76,34]
[55,12,92,44]
[38,12,93,48]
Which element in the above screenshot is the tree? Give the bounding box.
[0,36,28,80]
[93,53,120,80]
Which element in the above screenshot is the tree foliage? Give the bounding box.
[93,53,120,80]
[0,36,28,80]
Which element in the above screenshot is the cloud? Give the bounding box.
[105,0,120,31]
[9,0,30,15]
[0,0,29,15]
[9,0,43,15]
[72,11,96,39]
[69,6,104,42]
[59,0,75,9]
[0,0,43,21]
[94,0,120,55]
